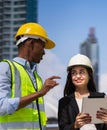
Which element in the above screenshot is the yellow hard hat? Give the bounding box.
[14,22,55,49]
[67,54,93,71]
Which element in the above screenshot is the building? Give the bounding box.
[80,28,99,90]
[0,0,38,60]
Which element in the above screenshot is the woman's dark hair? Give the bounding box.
[64,66,96,97]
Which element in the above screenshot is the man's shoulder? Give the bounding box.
[0,59,11,73]
[0,59,10,66]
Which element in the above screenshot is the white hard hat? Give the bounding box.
[67,54,93,71]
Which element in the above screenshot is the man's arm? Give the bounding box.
[17,76,60,109]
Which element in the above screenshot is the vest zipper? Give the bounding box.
[34,72,42,130]
[36,99,42,130]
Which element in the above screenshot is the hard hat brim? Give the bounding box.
[45,38,55,49]
[67,64,93,72]
[14,34,56,49]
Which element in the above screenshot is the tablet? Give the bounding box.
[81,97,107,124]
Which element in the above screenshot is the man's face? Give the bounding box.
[30,39,46,63]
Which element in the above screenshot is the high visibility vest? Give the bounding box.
[0,59,47,130]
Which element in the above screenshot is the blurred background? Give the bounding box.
[0,0,107,129]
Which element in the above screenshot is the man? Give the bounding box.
[0,22,60,130]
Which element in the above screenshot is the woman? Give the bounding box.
[58,54,107,130]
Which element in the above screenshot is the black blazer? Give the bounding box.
[58,92,107,130]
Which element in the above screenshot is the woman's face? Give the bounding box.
[71,66,90,89]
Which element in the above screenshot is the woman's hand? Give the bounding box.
[96,108,107,123]
[74,113,92,129]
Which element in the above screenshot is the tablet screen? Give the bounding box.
[81,97,107,124]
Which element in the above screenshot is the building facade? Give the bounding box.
[80,28,99,90]
[0,0,38,60]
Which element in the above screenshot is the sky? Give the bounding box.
[37,0,107,118]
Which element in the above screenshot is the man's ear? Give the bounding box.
[26,39,34,50]
[31,40,34,50]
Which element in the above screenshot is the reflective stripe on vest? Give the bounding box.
[0,60,47,130]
